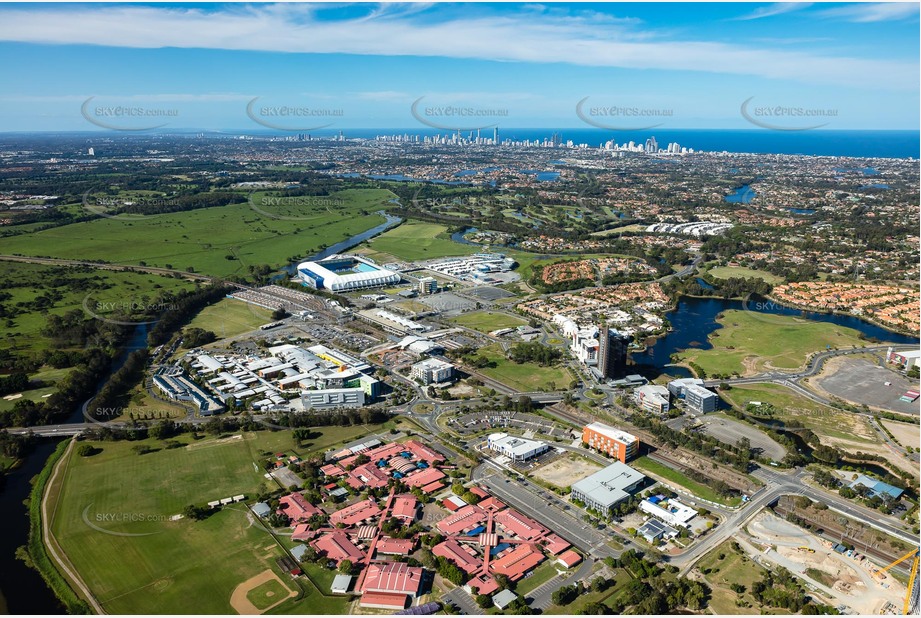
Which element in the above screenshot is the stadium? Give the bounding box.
[297,254,400,292]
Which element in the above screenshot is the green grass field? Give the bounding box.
[48,425,385,613]
[678,309,873,377]
[697,540,769,614]
[183,298,274,343]
[706,266,783,285]
[632,456,740,507]
[515,560,560,595]
[1,189,393,278]
[247,579,291,610]
[449,311,528,333]
[0,261,196,354]
[720,383,877,445]
[475,344,575,392]
[364,221,478,261]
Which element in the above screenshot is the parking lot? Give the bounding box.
[813,358,920,415]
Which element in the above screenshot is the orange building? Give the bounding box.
[582,422,639,462]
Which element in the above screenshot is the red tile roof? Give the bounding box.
[404,467,447,488]
[391,495,419,521]
[292,523,317,541]
[311,531,364,564]
[490,545,545,581]
[360,592,408,610]
[433,540,481,574]
[403,439,443,463]
[321,463,346,477]
[421,480,446,494]
[376,537,416,556]
[468,574,499,596]
[436,505,486,535]
[469,486,489,499]
[543,533,571,555]
[350,462,390,488]
[557,549,582,568]
[361,562,423,595]
[330,498,382,526]
[495,508,547,540]
[478,496,507,513]
[278,493,322,522]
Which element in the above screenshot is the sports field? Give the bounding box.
[0,189,392,278]
[475,344,575,392]
[697,540,769,614]
[47,425,384,613]
[449,311,528,333]
[678,310,871,377]
[706,266,783,285]
[364,221,477,261]
[184,298,274,342]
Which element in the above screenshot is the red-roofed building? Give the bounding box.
[292,523,317,542]
[311,531,365,565]
[278,493,323,523]
[338,453,360,468]
[467,574,499,596]
[404,467,447,488]
[330,498,382,526]
[366,442,405,461]
[478,496,506,513]
[490,545,545,581]
[321,463,346,477]
[345,476,364,490]
[403,439,443,463]
[421,481,445,494]
[437,505,486,536]
[433,540,481,574]
[442,496,467,512]
[495,509,547,540]
[361,562,423,596]
[376,537,416,556]
[469,486,489,499]
[349,463,390,489]
[542,533,571,555]
[391,495,419,522]
[389,457,417,474]
[557,550,582,568]
[359,592,408,610]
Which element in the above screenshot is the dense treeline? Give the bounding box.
[87,349,149,419]
[629,413,752,474]
[508,341,563,366]
[147,284,232,346]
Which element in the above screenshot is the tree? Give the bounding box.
[339,560,353,574]
[76,443,97,457]
[183,504,207,521]
[476,594,492,609]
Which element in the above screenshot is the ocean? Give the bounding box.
[278,128,919,159]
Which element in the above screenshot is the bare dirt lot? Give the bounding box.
[697,414,787,461]
[811,357,920,415]
[881,419,921,450]
[531,454,602,489]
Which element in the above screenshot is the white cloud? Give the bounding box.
[817,3,919,22]
[0,4,915,90]
[734,3,810,21]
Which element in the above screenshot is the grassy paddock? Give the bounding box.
[365,220,477,261]
[47,425,384,613]
[706,266,783,285]
[475,344,575,392]
[449,311,528,333]
[183,298,274,342]
[632,456,740,507]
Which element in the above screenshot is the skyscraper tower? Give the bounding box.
[597,326,630,379]
[493,126,499,145]
[644,136,658,153]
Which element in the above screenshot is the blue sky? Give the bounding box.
[0,2,917,131]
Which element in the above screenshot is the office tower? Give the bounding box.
[597,326,629,379]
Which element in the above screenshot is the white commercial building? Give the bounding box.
[570,462,645,513]
[639,497,697,528]
[297,254,399,292]
[487,433,549,461]
[684,384,718,414]
[634,384,671,414]
[410,358,455,385]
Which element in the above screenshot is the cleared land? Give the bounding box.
[1,189,392,278]
[697,413,787,461]
[881,419,920,450]
[706,266,783,285]
[632,456,740,506]
[696,540,769,614]
[449,311,528,333]
[364,221,477,261]
[475,344,575,392]
[47,426,385,613]
[678,310,873,377]
[184,298,274,343]
[810,356,920,415]
[532,454,603,489]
